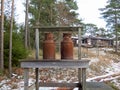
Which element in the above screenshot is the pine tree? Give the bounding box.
[8,0,14,78]
[56,0,79,26]
[29,0,57,26]
[25,0,29,49]
[99,0,120,52]
[84,23,98,36]
[27,0,81,48]
[0,0,4,71]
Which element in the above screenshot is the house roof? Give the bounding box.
[82,36,113,40]
[72,36,114,40]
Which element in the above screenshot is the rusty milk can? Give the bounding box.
[43,32,55,59]
[61,33,73,59]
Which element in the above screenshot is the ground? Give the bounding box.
[0,47,120,90]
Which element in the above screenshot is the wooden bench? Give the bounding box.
[20,59,89,90]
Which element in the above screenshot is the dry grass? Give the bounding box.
[13,67,24,76]
[89,55,111,74]
[27,49,43,59]
[25,47,119,76]
[80,47,120,76]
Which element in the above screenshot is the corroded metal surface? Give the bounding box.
[61,33,73,59]
[43,32,55,59]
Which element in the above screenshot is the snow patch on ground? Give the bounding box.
[0,48,120,90]
[89,58,99,65]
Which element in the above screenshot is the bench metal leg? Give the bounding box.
[24,68,29,90]
[78,68,83,82]
[35,68,39,90]
[78,68,82,90]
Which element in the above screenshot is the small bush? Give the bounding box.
[0,70,3,76]
[4,32,28,68]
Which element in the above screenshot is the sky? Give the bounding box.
[15,0,107,28]
[76,0,107,28]
[15,0,25,24]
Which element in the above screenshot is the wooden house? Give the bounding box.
[72,36,114,47]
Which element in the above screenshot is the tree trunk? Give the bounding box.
[9,0,14,78]
[0,0,4,71]
[115,10,118,53]
[25,0,29,49]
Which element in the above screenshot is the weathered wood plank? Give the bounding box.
[33,26,82,31]
[24,68,29,90]
[82,68,86,90]
[28,82,113,90]
[20,60,89,68]
[86,82,113,90]
[21,60,89,90]
[39,82,82,88]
